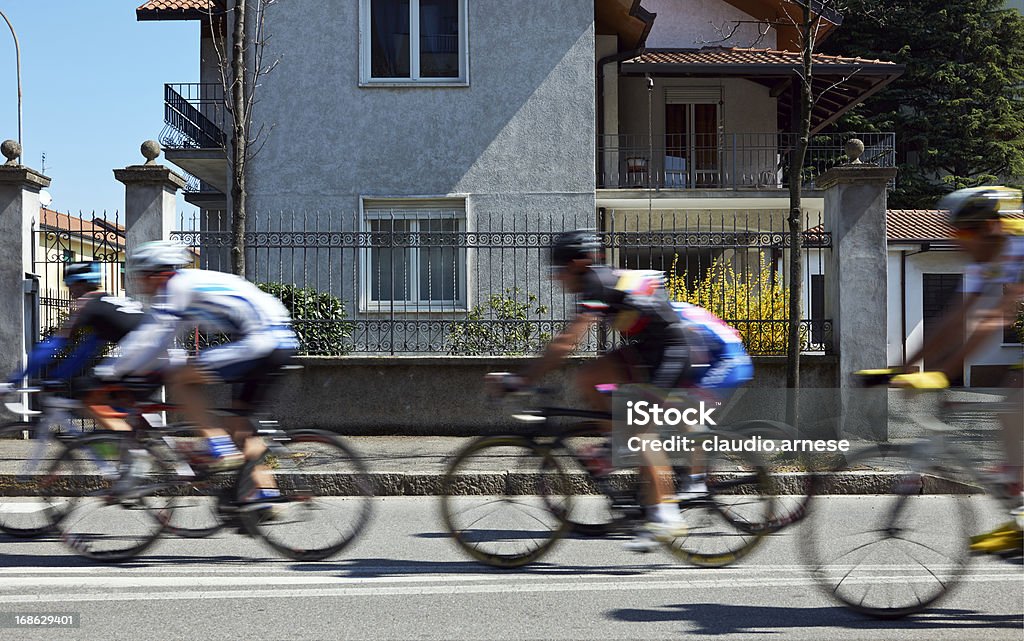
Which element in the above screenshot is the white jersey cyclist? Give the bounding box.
[963,219,1024,298]
[98,268,298,382]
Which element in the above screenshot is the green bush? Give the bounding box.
[448,287,551,356]
[257,282,353,356]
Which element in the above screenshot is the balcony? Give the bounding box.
[160,83,228,195]
[597,132,895,191]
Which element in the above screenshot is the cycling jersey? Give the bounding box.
[963,221,1024,298]
[11,291,145,384]
[578,265,706,388]
[99,269,297,381]
[672,302,754,390]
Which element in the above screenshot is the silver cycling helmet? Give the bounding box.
[126,240,191,273]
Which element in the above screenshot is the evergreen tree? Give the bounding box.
[821,1,1024,208]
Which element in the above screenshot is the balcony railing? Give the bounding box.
[160,83,226,150]
[597,132,895,190]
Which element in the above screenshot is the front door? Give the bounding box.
[922,273,963,383]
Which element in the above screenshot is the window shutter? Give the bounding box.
[665,87,722,104]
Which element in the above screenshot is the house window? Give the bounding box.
[362,200,467,310]
[361,0,467,85]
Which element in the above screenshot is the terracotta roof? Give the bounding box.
[39,208,124,239]
[137,0,213,20]
[137,0,209,11]
[625,47,897,68]
[887,209,1024,242]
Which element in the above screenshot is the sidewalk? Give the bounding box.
[0,434,991,496]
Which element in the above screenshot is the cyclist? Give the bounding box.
[1,262,145,431]
[492,230,752,552]
[897,186,1023,554]
[94,241,298,505]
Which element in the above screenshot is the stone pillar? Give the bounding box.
[113,141,186,253]
[0,140,51,392]
[819,155,897,440]
[114,142,186,296]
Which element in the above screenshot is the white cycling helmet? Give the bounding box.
[127,240,191,273]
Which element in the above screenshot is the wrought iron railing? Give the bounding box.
[171,208,832,356]
[31,210,126,337]
[597,132,895,190]
[161,83,226,150]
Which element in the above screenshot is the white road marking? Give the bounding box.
[0,572,1019,603]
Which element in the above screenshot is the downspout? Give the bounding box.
[900,250,907,365]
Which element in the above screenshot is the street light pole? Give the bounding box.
[0,10,21,160]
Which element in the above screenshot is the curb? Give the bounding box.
[0,471,984,497]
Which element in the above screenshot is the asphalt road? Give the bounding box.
[0,496,1021,641]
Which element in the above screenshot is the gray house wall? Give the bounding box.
[245,0,595,215]
[226,0,597,338]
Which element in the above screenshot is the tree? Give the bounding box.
[207,0,280,276]
[820,0,1024,207]
[707,1,864,423]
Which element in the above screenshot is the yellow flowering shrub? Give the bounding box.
[666,255,804,355]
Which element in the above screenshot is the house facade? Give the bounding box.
[137,0,901,355]
[886,209,1024,386]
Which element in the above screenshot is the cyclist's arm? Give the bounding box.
[94,312,178,380]
[7,336,67,384]
[522,313,599,385]
[933,284,1022,377]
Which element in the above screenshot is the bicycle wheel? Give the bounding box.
[803,444,974,619]
[46,433,174,562]
[728,420,822,533]
[238,430,374,561]
[440,435,572,568]
[664,437,773,567]
[149,430,228,539]
[548,426,636,537]
[0,421,73,537]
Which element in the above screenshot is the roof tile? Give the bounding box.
[628,47,897,67]
[887,209,1024,242]
[137,1,211,14]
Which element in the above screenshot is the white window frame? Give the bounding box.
[359,0,470,87]
[360,198,469,312]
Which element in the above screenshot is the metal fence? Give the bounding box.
[31,209,126,341]
[171,208,832,356]
[597,132,895,190]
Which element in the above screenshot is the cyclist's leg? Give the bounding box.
[166,359,245,470]
[975,367,1024,549]
[999,368,1022,491]
[682,353,754,497]
[226,348,295,499]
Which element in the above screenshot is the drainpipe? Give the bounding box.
[900,250,907,365]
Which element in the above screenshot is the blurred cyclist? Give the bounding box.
[1,262,145,431]
[95,241,298,505]
[899,186,1023,554]
[491,230,752,552]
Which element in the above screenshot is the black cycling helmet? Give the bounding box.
[938,186,1021,228]
[63,262,102,287]
[551,230,602,266]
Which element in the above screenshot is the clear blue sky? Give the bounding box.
[0,1,199,216]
